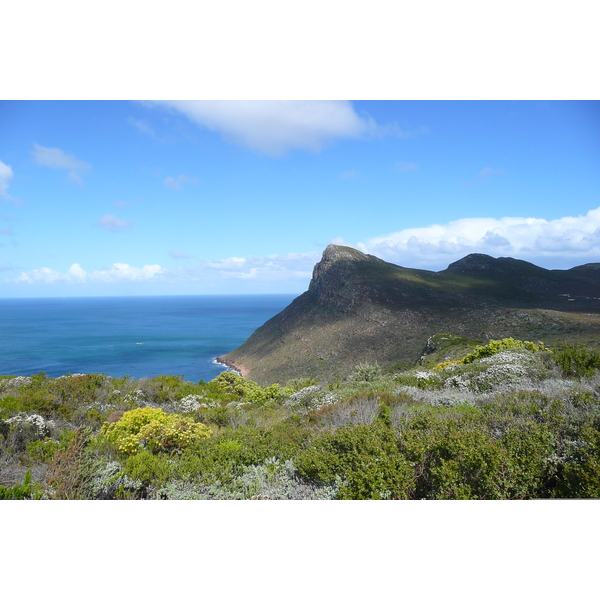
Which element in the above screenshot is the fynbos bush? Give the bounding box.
[100,407,212,455]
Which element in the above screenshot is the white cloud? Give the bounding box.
[97,213,133,232]
[340,170,358,179]
[127,117,156,137]
[0,160,14,198]
[10,252,316,290]
[151,101,409,157]
[14,262,164,284]
[163,174,200,190]
[194,252,319,282]
[32,143,90,184]
[357,207,600,270]
[394,161,418,173]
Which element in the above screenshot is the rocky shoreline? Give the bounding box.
[215,355,250,378]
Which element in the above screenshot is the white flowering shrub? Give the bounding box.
[157,457,340,500]
[443,374,471,389]
[0,376,33,392]
[283,385,339,413]
[88,460,145,499]
[415,371,434,380]
[435,348,552,392]
[395,385,477,408]
[4,413,56,438]
[0,413,58,458]
[173,394,204,413]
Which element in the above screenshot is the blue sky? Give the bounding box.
[1,100,599,297]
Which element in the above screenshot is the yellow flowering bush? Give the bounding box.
[460,338,546,364]
[100,407,212,455]
[434,360,460,371]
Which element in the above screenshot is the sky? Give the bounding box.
[0,100,599,297]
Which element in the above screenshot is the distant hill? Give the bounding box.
[218,245,600,385]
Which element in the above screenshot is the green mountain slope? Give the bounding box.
[219,245,600,385]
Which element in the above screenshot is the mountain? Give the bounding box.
[218,245,600,385]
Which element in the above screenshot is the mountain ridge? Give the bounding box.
[218,245,600,385]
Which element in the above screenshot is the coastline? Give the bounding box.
[215,355,250,378]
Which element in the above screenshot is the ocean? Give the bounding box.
[0,294,297,382]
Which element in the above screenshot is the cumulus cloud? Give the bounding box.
[163,174,200,190]
[356,207,600,270]
[394,161,418,173]
[97,214,133,233]
[196,252,318,282]
[14,263,164,284]
[10,251,318,290]
[151,101,410,157]
[32,143,90,185]
[0,160,14,199]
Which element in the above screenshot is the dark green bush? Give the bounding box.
[553,421,600,498]
[296,423,414,499]
[123,450,174,487]
[553,344,600,378]
[397,408,557,499]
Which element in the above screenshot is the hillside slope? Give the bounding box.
[218,245,600,385]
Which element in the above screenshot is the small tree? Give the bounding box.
[352,362,382,382]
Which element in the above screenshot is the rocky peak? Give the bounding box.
[308,245,380,307]
[445,253,499,273]
[309,245,367,287]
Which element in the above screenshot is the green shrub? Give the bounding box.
[398,412,504,499]
[26,438,62,463]
[296,423,414,499]
[123,450,173,488]
[352,363,382,382]
[0,470,44,500]
[211,371,291,405]
[553,344,600,378]
[553,422,600,497]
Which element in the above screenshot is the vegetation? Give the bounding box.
[2,338,600,499]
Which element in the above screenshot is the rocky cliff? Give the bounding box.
[218,245,600,385]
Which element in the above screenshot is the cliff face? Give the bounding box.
[218,245,600,385]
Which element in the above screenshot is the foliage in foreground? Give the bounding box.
[1,339,600,499]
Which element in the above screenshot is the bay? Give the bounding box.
[0,294,296,382]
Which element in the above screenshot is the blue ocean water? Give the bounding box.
[0,295,296,382]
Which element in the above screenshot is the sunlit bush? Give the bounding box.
[460,338,546,364]
[212,371,291,405]
[100,407,212,455]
